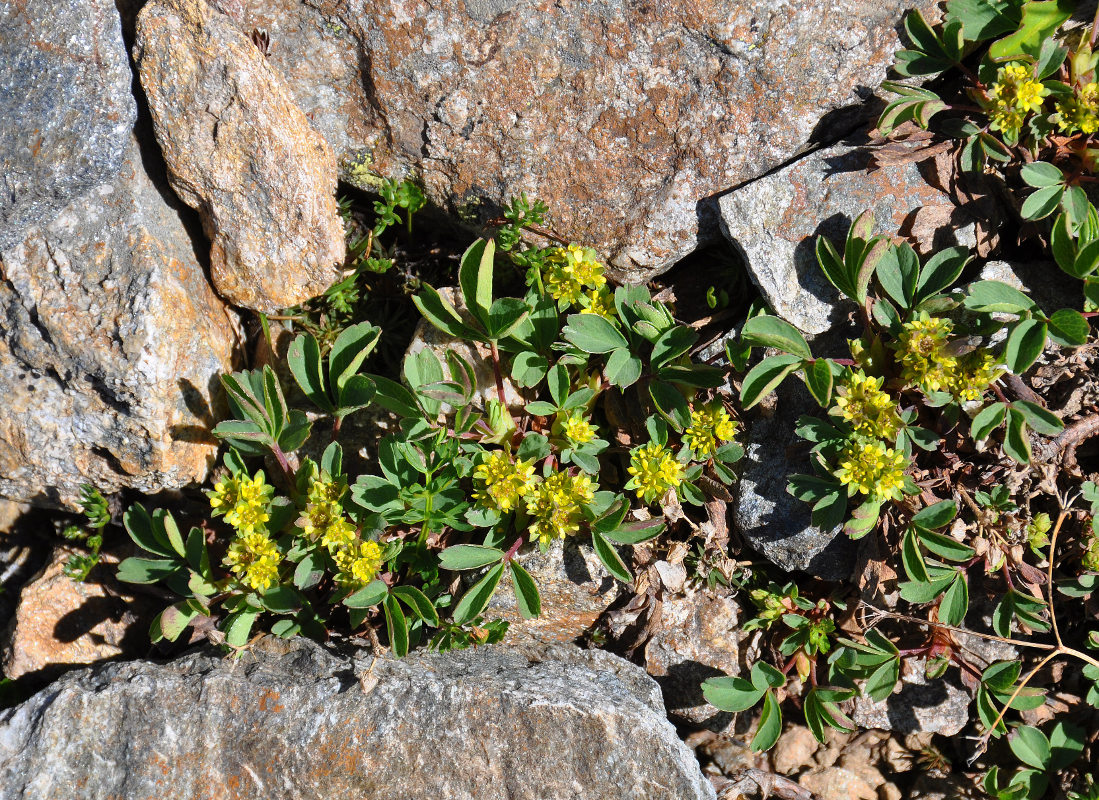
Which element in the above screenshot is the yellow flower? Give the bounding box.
[557,410,597,445]
[1055,82,1099,135]
[834,440,907,501]
[525,471,595,548]
[684,402,737,458]
[988,63,1049,135]
[627,442,684,504]
[543,244,607,305]
[473,450,536,512]
[833,371,901,439]
[320,515,358,553]
[222,472,273,534]
[949,351,1003,402]
[224,530,282,592]
[297,499,339,541]
[307,474,346,506]
[334,540,384,588]
[580,286,616,320]
[896,315,957,394]
[207,475,240,515]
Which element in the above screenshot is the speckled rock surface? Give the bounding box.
[0,137,239,508]
[851,658,971,735]
[644,591,743,729]
[134,0,345,312]
[0,0,137,251]
[286,0,933,282]
[486,538,620,643]
[734,380,857,580]
[0,636,716,800]
[719,139,975,334]
[1,549,156,681]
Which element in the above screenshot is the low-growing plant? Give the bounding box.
[62,484,110,582]
[703,214,1099,782]
[117,197,741,656]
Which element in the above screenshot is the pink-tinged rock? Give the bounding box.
[134,0,345,313]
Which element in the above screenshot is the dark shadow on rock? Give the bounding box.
[884,678,951,732]
[655,660,733,733]
[562,538,616,596]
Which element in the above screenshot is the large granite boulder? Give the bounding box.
[0,138,239,507]
[135,0,346,312]
[0,637,716,800]
[232,0,933,282]
[0,0,137,251]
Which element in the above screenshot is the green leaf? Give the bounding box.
[916,247,970,302]
[876,242,919,309]
[123,504,175,557]
[293,551,324,590]
[485,297,530,340]
[1010,401,1063,437]
[911,499,956,530]
[751,661,787,690]
[223,608,260,648]
[971,402,1006,441]
[511,351,548,388]
[1020,184,1064,220]
[391,585,440,626]
[458,238,495,327]
[601,520,664,545]
[864,658,901,702]
[152,601,201,643]
[702,675,764,712]
[917,528,975,561]
[1009,726,1051,771]
[741,315,812,359]
[287,332,333,412]
[1047,308,1090,347]
[452,563,505,625]
[804,359,833,407]
[260,585,301,614]
[964,280,1037,314]
[116,557,180,585]
[413,285,482,341]
[751,691,782,751]
[939,573,969,626]
[649,381,691,431]
[562,313,628,354]
[740,354,802,409]
[1020,161,1064,188]
[1003,319,1047,374]
[383,594,409,657]
[899,576,953,604]
[604,348,642,388]
[592,530,632,583]
[1063,186,1090,229]
[343,579,389,608]
[185,526,211,578]
[945,0,1023,40]
[508,561,542,619]
[651,326,698,368]
[1072,239,1099,279]
[1004,407,1032,464]
[815,235,854,297]
[989,0,1073,59]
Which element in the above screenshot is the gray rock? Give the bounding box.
[733,381,857,581]
[851,658,970,735]
[0,137,239,508]
[266,0,934,282]
[0,636,716,800]
[0,0,137,251]
[719,139,975,334]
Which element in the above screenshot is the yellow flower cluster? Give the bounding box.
[580,286,616,320]
[224,530,282,592]
[684,402,737,458]
[473,450,536,512]
[834,440,907,501]
[627,442,684,504]
[296,476,358,552]
[1055,82,1099,135]
[333,540,385,588]
[987,63,1049,139]
[209,472,273,535]
[896,316,957,393]
[543,244,607,305]
[834,371,901,439]
[895,315,1001,401]
[525,471,596,548]
[557,410,597,445]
